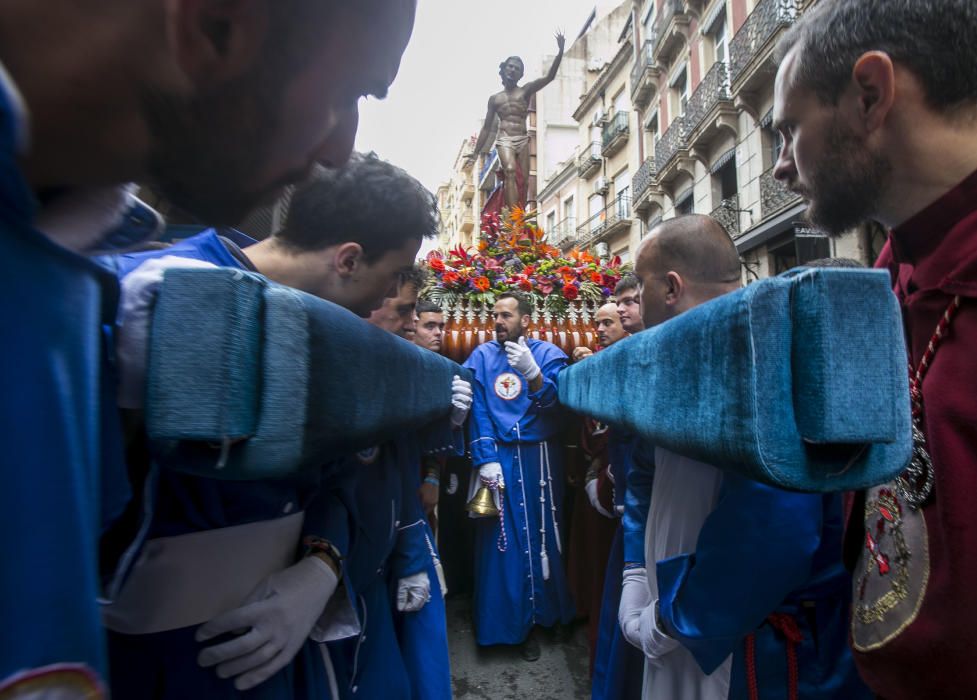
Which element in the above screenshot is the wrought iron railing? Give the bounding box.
[576,197,632,248]
[602,111,629,150]
[632,158,658,203]
[655,115,687,174]
[653,0,685,58]
[711,194,741,236]
[759,166,802,217]
[685,60,731,136]
[729,0,799,85]
[576,141,602,177]
[548,217,577,248]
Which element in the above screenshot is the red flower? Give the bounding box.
[538,280,554,295]
[590,271,603,285]
[523,266,535,276]
[474,276,490,292]
[430,258,445,272]
[442,271,460,285]
[518,278,533,292]
[563,284,579,300]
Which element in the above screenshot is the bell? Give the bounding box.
[466,485,500,518]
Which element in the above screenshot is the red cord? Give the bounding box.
[744,632,759,700]
[744,614,804,700]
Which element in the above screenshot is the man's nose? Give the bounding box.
[773,141,795,183]
[316,105,360,170]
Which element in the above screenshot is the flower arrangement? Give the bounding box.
[423,207,630,318]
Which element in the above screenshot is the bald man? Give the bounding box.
[618,215,868,699]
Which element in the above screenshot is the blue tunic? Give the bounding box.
[323,432,454,700]
[655,474,870,699]
[103,230,332,699]
[463,338,575,645]
[0,72,153,694]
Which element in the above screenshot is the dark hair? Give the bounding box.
[497,291,533,316]
[275,153,438,261]
[499,56,525,81]
[614,273,640,296]
[416,299,443,315]
[399,263,428,291]
[776,0,977,112]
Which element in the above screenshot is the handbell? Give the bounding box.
[466,484,500,518]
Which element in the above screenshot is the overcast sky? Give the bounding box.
[355,0,602,194]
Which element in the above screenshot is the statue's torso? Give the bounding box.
[493,89,530,135]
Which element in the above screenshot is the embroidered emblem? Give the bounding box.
[356,446,380,464]
[494,372,522,401]
[852,484,930,651]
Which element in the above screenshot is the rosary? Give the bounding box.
[895,295,961,509]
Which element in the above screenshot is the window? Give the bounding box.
[563,195,575,223]
[713,157,738,204]
[675,189,694,216]
[670,67,689,118]
[614,90,629,116]
[546,210,556,234]
[708,9,728,65]
[589,194,604,233]
[763,126,785,170]
[642,2,656,44]
[613,169,630,218]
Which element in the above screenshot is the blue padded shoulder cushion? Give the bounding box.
[145,268,468,479]
[557,267,911,492]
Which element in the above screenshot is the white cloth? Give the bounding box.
[585,478,613,518]
[640,448,732,700]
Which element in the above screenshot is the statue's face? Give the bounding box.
[502,58,524,85]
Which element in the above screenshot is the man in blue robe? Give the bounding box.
[322,271,459,700]
[0,3,418,696]
[618,216,868,699]
[463,291,575,661]
[102,156,443,699]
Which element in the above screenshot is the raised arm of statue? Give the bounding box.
[468,96,498,163]
[523,32,566,95]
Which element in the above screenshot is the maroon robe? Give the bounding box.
[847,168,977,698]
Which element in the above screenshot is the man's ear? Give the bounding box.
[851,51,896,133]
[167,0,269,88]
[520,314,531,329]
[333,242,365,278]
[664,271,684,306]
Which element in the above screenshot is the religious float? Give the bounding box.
[422,207,630,363]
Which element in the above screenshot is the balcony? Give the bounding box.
[630,40,660,108]
[654,114,691,185]
[631,157,662,216]
[461,180,475,201]
[653,0,692,65]
[548,217,577,250]
[478,148,499,190]
[729,0,799,89]
[576,197,633,249]
[710,194,741,237]
[684,60,737,150]
[601,111,630,158]
[459,210,475,234]
[760,166,802,218]
[576,141,602,179]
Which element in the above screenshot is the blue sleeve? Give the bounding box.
[390,468,430,579]
[656,473,824,674]
[467,371,499,467]
[623,439,654,566]
[417,416,466,457]
[302,465,355,557]
[526,349,566,410]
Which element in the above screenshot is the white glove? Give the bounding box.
[637,598,680,664]
[450,375,473,427]
[196,556,339,691]
[585,478,614,518]
[116,255,217,409]
[479,461,504,488]
[618,567,652,651]
[504,336,541,381]
[396,571,432,612]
